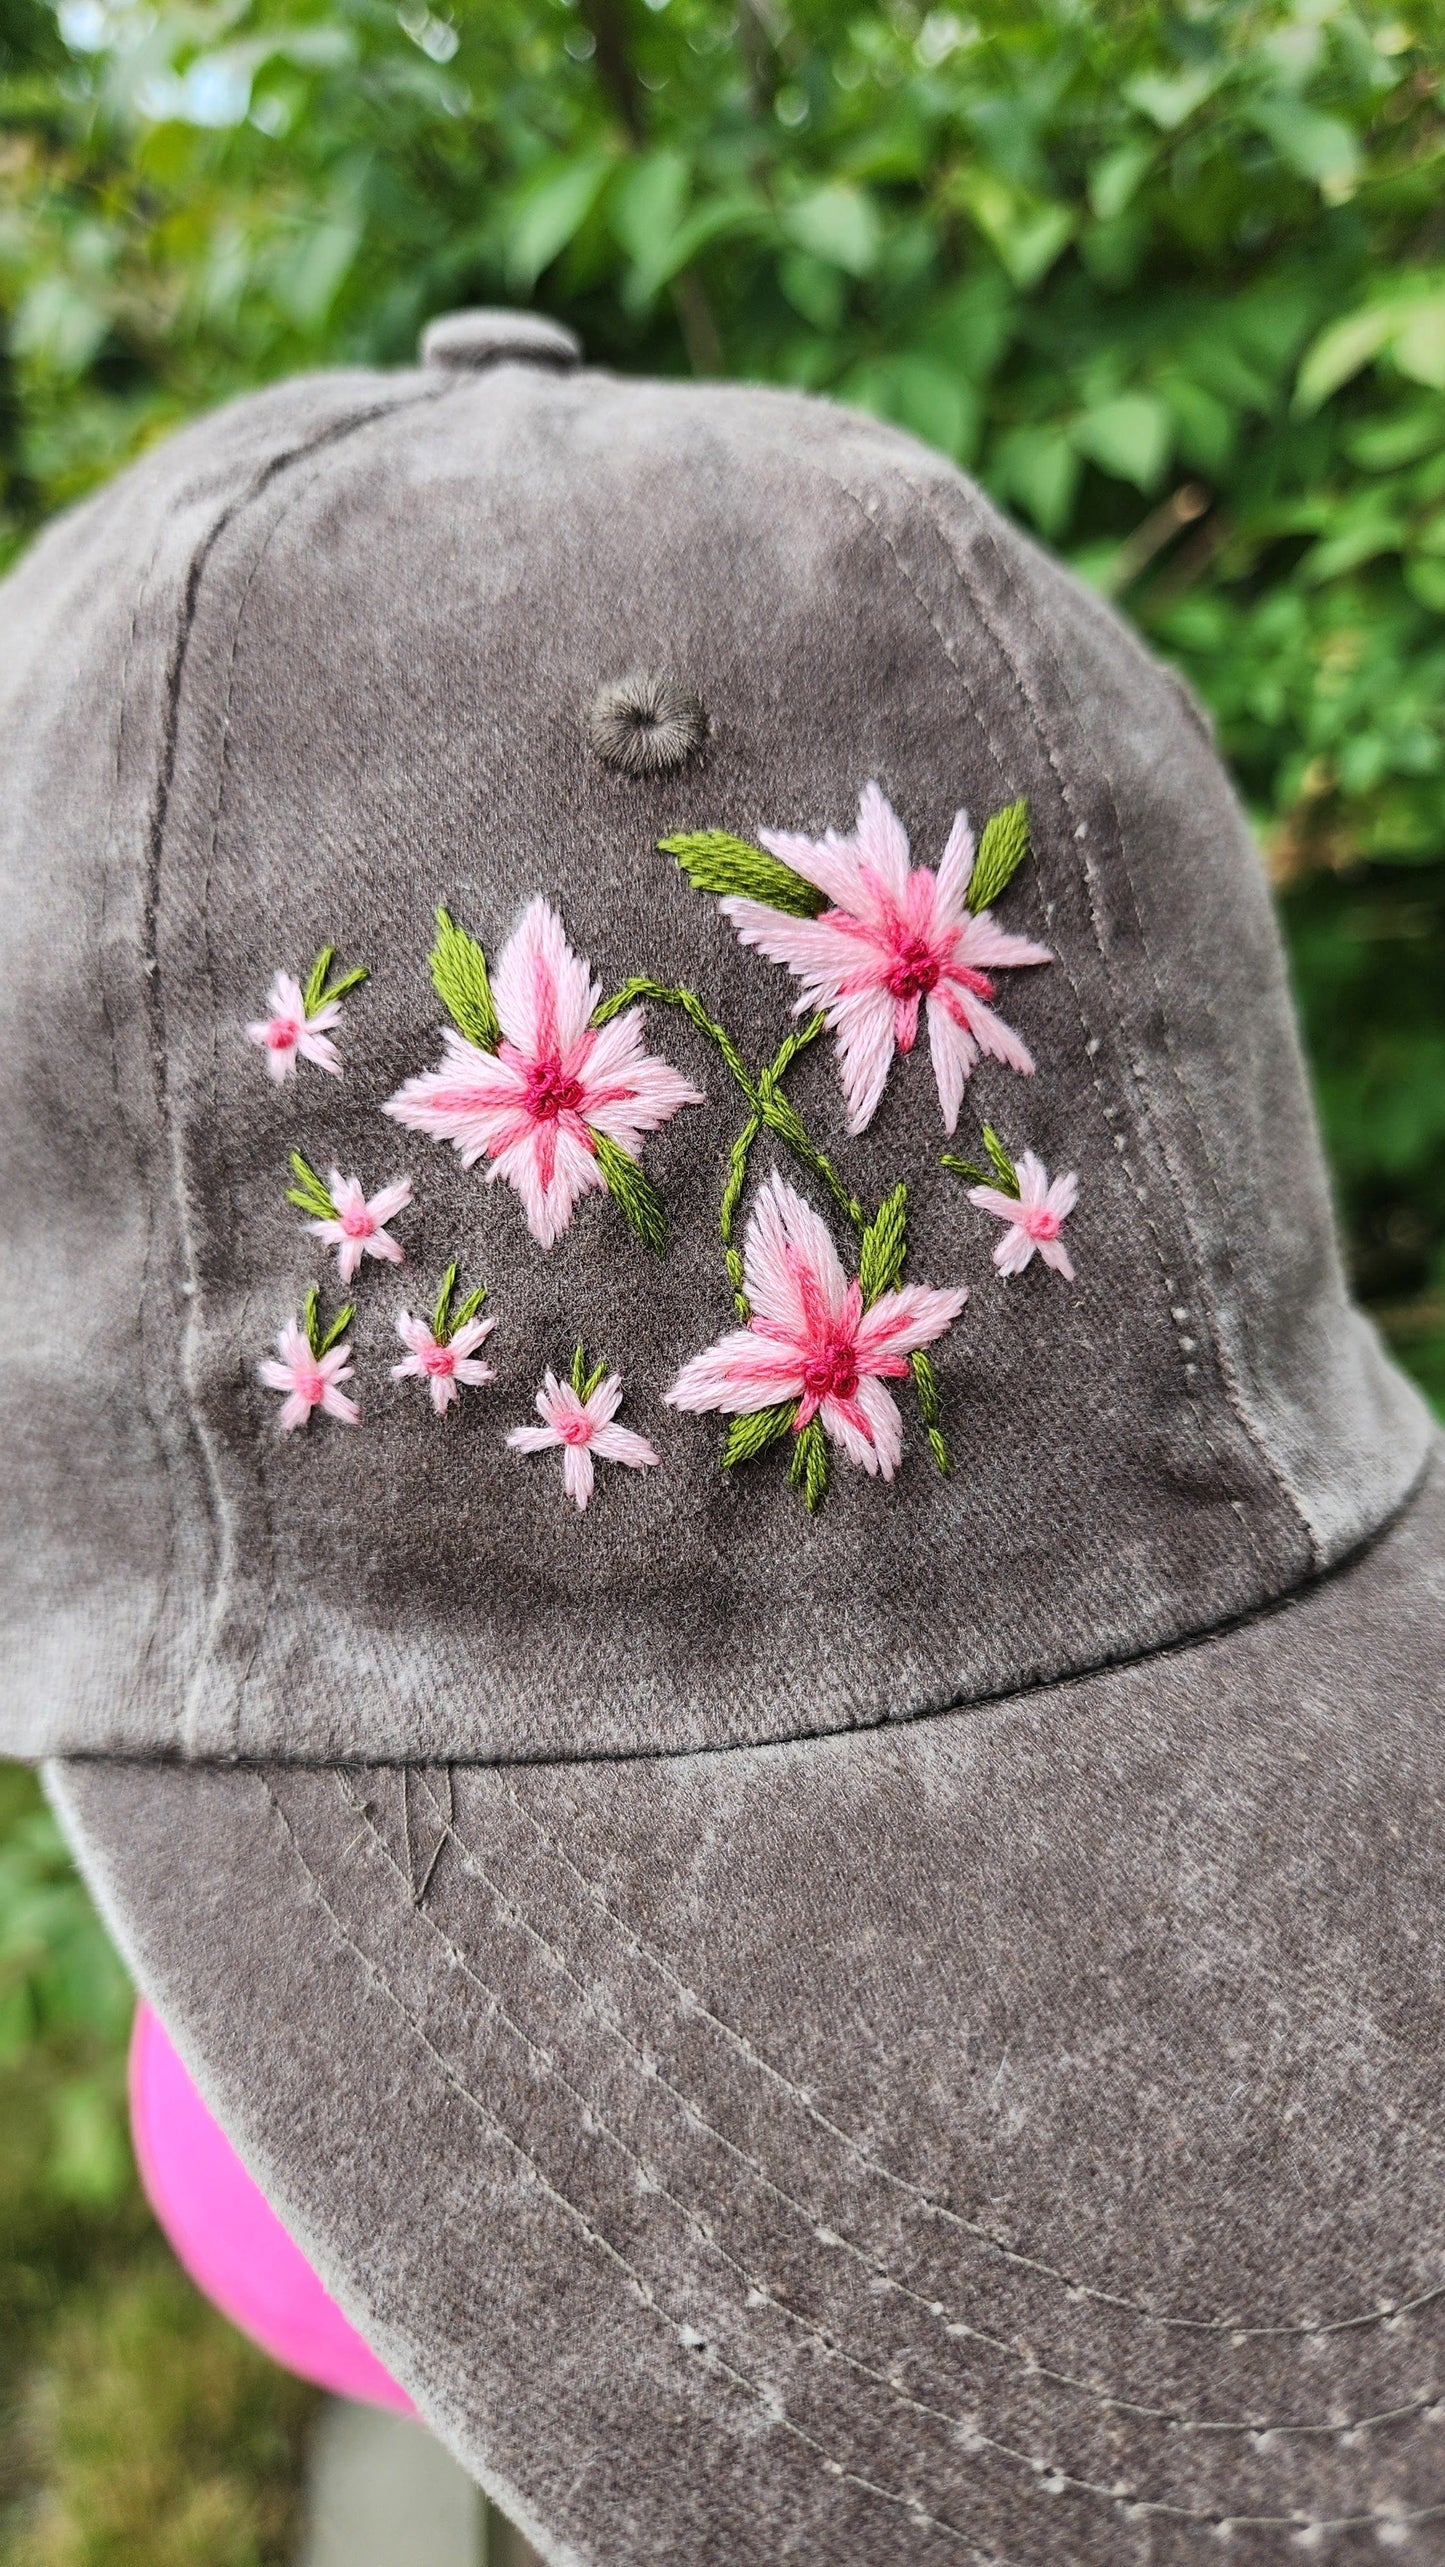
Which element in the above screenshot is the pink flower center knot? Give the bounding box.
[1024,1205,1061,1240]
[801,1341,860,1404]
[266,1017,301,1050]
[557,1409,595,1448]
[884,934,942,1004]
[421,1342,456,1378]
[523,1055,585,1122]
[340,1206,374,1238]
[295,1360,326,1405]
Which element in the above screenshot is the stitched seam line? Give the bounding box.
[409,1772,1438,2446]
[257,1775,1023,2567]
[326,1773,1445,2541]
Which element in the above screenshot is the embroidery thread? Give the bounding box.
[382,899,704,1252]
[391,1263,496,1413]
[661,782,1050,1135]
[945,1127,1079,1280]
[286,1154,412,1281]
[506,1345,659,1511]
[258,1284,359,1432]
[246,947,368,1083]
[666,1171,967,1510]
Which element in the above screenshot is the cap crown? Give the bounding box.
[0,338,1426,1761]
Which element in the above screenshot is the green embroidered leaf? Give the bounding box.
[570,1341,587,1395]
[301,948,369,1015]
[789,1415,831,1513]
[722,1401,797,1467]
[983,1124,1021,1195]
[451,1285,488,1333]
[432,1264,459,1343]
[319,963,369,1008]
[285,1150,335,1220]
[318,1300,354,1357]
[431,906,500,1052]
[858,1182,908,1306]
[583,1358,609,1401]
[965,797,1030,914]
[941,1154,992,1189]
[911,1349,949,1475]
[302,1283,322,1358]
[659,831,827,920]
[593,1133,666,1254]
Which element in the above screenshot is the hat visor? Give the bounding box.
[50,1444,1445,2567]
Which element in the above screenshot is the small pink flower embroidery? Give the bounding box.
[971,1151,1079,1281]
[258,1293,359,1433]
[666,1171,967,1481]
[246,951,367,1084]
[392,1311,497,1414]
[506,1353,659,1510]
[383,899,703,1250]
[306,1173,413,1283]
[721,782,1051,1136]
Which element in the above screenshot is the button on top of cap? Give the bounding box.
[419,308,582,373]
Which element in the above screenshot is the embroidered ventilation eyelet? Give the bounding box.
[382,899,704,1252]
[258,1285,359,1432]
[506,1346,659,1510]
[391,1263,496,1414]
[945,1125,1079,1281]
[246,947,368,1083]
[659,782,1049,1136]
[587,673,707,779]
[286,1153,412,1281]
[666,1170,967,1512]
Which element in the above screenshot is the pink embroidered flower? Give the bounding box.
[307,1173,413,1283]
[506,1365,659,1511]
[258,1317,359,1433]
[383,899,704,1250]
[722,782,1051,1136]
[391,1310,497,1414]
[666,1171,968,1480]
[246,972,345,1083]
[971,1152,1079,1280]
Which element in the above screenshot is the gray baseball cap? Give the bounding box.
[5,305,1443,2561]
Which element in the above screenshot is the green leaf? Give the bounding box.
[1294,305,1398,414]
[966,798,1030,913]
[571,1341,587,1395]
[506,151,613,290]
[1248,97,1360,198]
[302,946,334,1015]
[1088,140,1153,223]
[858,1183,908,1306]
[318,1300,354,1356]
[302,1284,321,1358]
[285,1150,334,1219]
[432,1263,458,1343]
[1073,392,1174,493]
[983,1125,1020,1195]
[593,1134,666,1254]
[659,831,825,918]
[723,1401,797,1466]
[941,1154,991,1188]
[582,1358,609,1401]
[431,907,500,1051]
[992,426,1081,539]
[1395,298,1445,394]
[1124,67,1218,130]
[789,1415,831,1513]
[842,354,980,464]
[451,1285,488,1333]
[782,181,881,278]
[318,963,368,1008]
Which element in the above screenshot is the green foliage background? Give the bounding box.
[0,0,1443,2552]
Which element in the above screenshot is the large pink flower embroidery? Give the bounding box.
[666,1172,967,1480]
[722,782,1051,1135]
[971,1151,1079,1280]
[506,1366,659,1511]
[383,899,703,1249]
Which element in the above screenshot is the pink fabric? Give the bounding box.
[129,2000,412,2413]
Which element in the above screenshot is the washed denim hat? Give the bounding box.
[5,304,1444,2564]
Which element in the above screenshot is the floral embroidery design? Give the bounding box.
[392,1263,496,1414]
[945,1126,1079,1281]
[506,1346,659,1511]
[382,899,704,1251]
[258,1285,359,1432]
[286,1153,412,1282]
[668,1172,967,1504]
[247,947,368,1083]
[661,783,1050,1135]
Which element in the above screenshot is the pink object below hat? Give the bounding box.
[128,1998,412,2415]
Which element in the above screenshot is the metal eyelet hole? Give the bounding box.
[587,673,707,779]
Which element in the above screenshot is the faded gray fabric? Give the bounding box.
[50,1444,1445,2564]
[0,358,1428,1762]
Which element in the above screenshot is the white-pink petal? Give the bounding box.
[491,896,599,1060]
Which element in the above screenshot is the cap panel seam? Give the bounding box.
[878,452,1319,1575]
[789,448,1272,1592]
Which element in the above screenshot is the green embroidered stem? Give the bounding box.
[285,1150,335,1221]
[302,946,369,1017]
[302,1283,354,1360]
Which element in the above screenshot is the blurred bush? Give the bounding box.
[1,0,1441,1365]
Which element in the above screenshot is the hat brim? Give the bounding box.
[50,1445,1445,2566]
